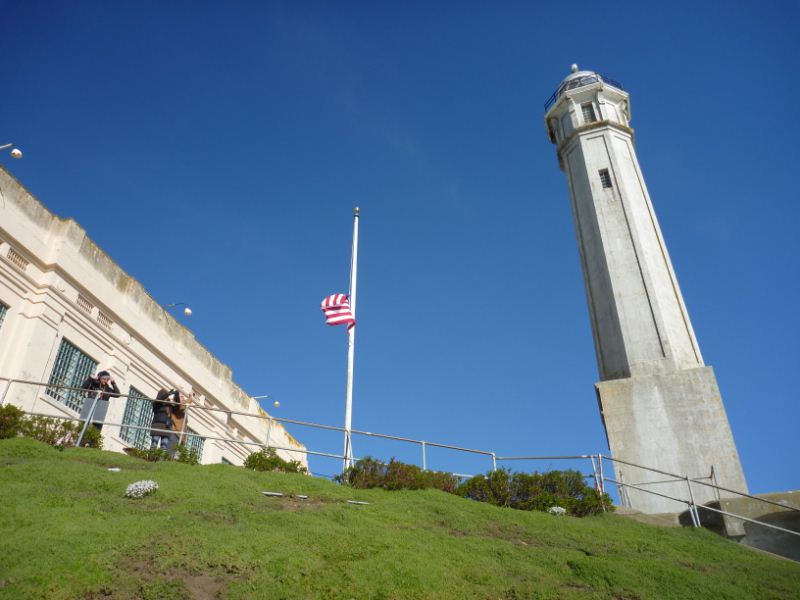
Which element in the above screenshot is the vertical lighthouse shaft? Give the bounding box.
[545,66,747,513]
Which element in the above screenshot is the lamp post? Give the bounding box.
[252,394,280,409]
[252,395,280,448]
[165,302,192,317]
[0,143,23,159]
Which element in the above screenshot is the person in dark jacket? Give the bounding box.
[150,389,181,450]
[80,370,121,401]
[79,370,120,432]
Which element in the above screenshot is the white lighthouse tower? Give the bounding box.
[544,65,747,513]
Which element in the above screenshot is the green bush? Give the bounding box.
[176,444,200,465]
[78,425,103,449]
[0,406,105,449]
[21,415,80,447]
[127,448,172,462]
[0,404,26,439]
[244,447,307,474]
[456,468,513,507]
[335,457,459,493]
[456,469,613,517]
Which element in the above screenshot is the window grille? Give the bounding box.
[7,248,29,271]
[185,428,205,461]
[76,295,94,314]
[0,302,7,331]
[599,168,613,189]
[97,312,113,330]
[581,102,597,124]
[45,338,98,412]
[120,386,154,449]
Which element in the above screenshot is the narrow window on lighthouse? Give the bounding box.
[581,102,597,124]
[599,169,613,189]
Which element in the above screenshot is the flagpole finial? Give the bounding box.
[354,206,360,216]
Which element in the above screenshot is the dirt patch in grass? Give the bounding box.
[483,522,547,547]
[264,495,328,511]
[182,573,228,600]
[449,529,466,537]
[679,560,712,573]
[118,555,247,600]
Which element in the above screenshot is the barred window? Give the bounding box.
[97,312,113,330]
[581,102,597,124]
[120,386,154,449]
[76,295,94,314]
[185,428,205,462]
[7,247,29,271]
[45,338,98,412]
[0,302,8,331]
[599,168,613,189]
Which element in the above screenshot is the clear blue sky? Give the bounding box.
[2,1,798,491]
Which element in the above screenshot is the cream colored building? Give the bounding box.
[0,165,305,466]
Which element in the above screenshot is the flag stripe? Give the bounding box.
[320,293,355,328]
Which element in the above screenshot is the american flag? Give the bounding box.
[320,293,355,329]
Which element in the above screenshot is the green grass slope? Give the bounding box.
[0,438,798,600]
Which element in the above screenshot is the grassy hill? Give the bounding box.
[0,438,798,600]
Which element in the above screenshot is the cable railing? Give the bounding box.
[1,375,798,545]
[544,72,625,111]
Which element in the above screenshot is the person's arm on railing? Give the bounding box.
[80,376,96,396]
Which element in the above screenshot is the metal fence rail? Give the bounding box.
[2,375,798,542]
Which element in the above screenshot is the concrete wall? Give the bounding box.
[597,367,747,512]
[0,166,306,467]
[702,491,800,561]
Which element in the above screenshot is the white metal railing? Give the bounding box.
[1,375,798,542]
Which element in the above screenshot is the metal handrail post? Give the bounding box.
[421,441,427,471]
[75,393,101,447]
[617,470,628,507]
[0,378,13,406]
[590,455,600,492]
[686,476,700,527]
[710,465,721,502]
[598,453,606,495]
[178,404,192,447]
[491,452,497,472]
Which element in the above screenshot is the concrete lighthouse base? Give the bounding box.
[596,366,748,514]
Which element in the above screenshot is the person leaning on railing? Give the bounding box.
[80,370,121,401]
[150,389,187,451]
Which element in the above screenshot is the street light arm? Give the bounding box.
[1,143,22,159]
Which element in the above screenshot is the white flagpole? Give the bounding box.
[343,206,359,471]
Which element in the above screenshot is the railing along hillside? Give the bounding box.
[1,376,798,543]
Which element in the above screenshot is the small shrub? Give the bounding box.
[176,444,199,465]
[335,457,459,493]
[456,468,513,507]
[127,448,171,462]
[79,425,103,449]
[244,447,307,474]
[21,415,80,447]
[0,404,26,439]
[456,469,613,517]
